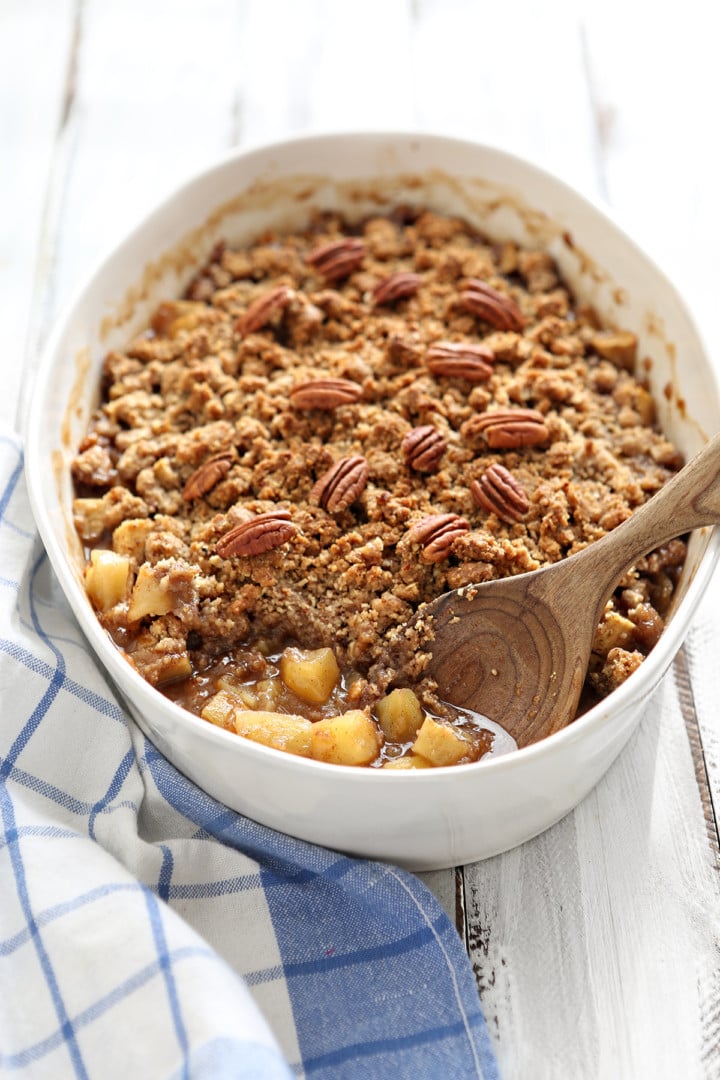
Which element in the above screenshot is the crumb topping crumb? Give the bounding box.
[72,208,686,748]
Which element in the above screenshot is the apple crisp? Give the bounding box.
[72,208,686,767]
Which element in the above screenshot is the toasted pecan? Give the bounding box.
[471,464,529,522]
[406,513,470,563]
[402,425,447,473]
[461,279,525,332]
[290,378,363,410]
[182,452,234,501]
[462,408,549,449]
[425,341,495,382]
[311,455,369,513]
[372,272,422,307]
[216,510,296,558]
[237,285,294,335]
[306,238,365,282]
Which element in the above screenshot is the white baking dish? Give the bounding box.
[25,133,720,870]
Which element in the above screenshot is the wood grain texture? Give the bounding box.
[412,0,602,199]
[582,0,720,360]
[675,644,720,865]
[422,428,720,747]
[0,0,76,426]
[464,668,720,1078]
[4,2,720,1077]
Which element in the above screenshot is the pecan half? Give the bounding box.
[372,272,422,307]
[237,285,294,335]
[217,509,296,558]
[461,279,525,332]
[425,341,495,382]
[471,464,529,522]
[311,455,368,513]
[290,377,363,410]
[182,452,234,501]
[463,407,549,450]
[402,425,447,472]
[306,238,366,282]
[406,513,469,563]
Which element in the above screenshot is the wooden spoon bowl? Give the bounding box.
[395,431,720,749]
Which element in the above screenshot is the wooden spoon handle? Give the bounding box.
[576,429,720,591]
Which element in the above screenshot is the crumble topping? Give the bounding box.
[72,208,686,764]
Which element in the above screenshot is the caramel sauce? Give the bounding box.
[163,639,517,766]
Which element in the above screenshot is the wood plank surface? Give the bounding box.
[4,2,720,1077]
[0,0,76,426]
[582,0,720,357]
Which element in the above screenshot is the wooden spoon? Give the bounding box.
[395,431,720,749]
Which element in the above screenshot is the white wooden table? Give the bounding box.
[4,3,720,1076]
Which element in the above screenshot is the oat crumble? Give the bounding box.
[72,208,686,767]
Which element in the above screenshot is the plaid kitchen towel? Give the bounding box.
[0,431,499,1080]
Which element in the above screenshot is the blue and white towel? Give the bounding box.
[0,431,499,1079]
